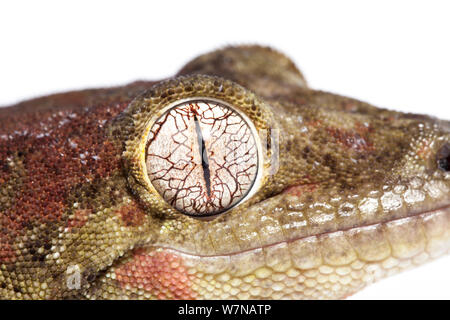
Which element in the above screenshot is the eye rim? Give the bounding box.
[119,74,276,219]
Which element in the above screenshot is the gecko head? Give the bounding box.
[1,45,447,300]
[77,45,448,299]
[105,44,449,298]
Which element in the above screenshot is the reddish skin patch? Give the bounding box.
[0,92,141,266]
[0,236,16,263]
[417,140,432,161]
[115,249,196,299]
[0,81,160,293]
[283,183,319,197]
[0,103,125,236]
[355,121,374,135]
[341,101,358,112]
[306,120,323,128]
[67,209,91,231]
[116,202,145,227]
[327,126,374,153]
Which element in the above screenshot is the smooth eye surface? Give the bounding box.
[146,99,259,216]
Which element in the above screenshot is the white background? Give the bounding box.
[0,1,449,299]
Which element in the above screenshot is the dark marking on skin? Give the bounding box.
[324,153,337,170]
[302,146,311,159]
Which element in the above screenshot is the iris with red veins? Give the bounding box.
[146,100,259,216]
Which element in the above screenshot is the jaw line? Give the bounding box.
[142,202,450,258]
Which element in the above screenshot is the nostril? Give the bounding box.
[437,143,450,171]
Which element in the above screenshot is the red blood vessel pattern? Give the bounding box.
[146,100,258,216]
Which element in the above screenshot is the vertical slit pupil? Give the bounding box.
[193,114,211,197]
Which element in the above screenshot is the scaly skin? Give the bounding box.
[0,46,449,299]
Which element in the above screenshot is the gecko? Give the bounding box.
[0,45,449,299]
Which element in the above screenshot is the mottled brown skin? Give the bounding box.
[0,46,449,300]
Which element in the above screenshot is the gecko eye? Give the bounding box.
[437,143,450,172]
[145,99,259,216]
[121,75,274,218]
